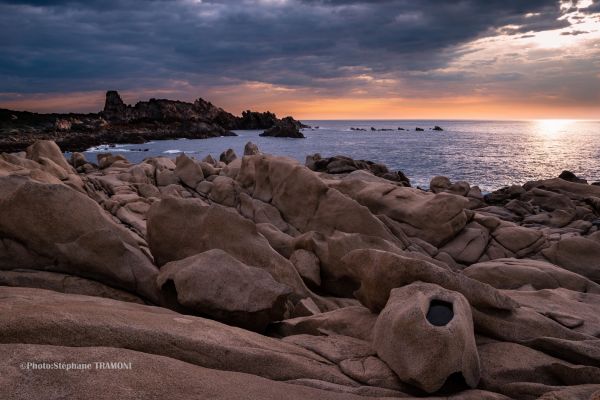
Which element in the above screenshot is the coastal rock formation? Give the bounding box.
[1,343,381,400]
[463,258,600,293]
[260,116,306,138]
[373,283,480,393]
[0,91,306,152]
[306,153,411,186]
[1,139,600,399]
[156,249,292,331]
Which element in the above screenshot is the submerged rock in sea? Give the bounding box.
[1,139,600,399]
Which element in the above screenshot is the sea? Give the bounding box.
[80,120,600,192]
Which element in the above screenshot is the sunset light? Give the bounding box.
[1,0,599,119]
[536,119,576,135]
[2,1,600,398]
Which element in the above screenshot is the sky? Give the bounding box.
[0,0,599,120]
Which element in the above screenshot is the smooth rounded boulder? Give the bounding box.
[147,199,309,297]
[339,249,517,313]
[542,237,600,282]
[157,249,293,331]
[236,155,399,243]
[25,139,73,172]
[373,282,481,393]
[0,175,160,303]
[332,178,469,246]
[174,153,204,189]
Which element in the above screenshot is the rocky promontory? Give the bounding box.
[1,140,600,399]
[0,91,306,153]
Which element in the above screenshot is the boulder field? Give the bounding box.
[0,139,599,399]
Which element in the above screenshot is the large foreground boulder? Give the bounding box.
[0,175,160,303]
[147,199,309,298]
[373,283,480,393]
[157,249,292,331]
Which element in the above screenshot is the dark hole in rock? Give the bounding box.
[435,372,470,395]
[160,279,190,314]
[161,280,179,306]
[426,299,454,326]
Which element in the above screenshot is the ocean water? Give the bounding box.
[82,120,600,191]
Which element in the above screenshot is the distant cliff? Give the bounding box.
[0,91,306,152]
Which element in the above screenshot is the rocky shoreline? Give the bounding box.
[0,91,306,153]
[1,139,600,399]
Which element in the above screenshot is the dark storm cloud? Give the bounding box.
[0,0,593,98]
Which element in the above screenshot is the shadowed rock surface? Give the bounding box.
[1,139,599,399]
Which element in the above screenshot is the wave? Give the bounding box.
[86,144,131,153]
[163,149,197,154]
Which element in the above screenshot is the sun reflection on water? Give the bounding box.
[535,119,575,136]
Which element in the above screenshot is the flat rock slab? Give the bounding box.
[0,344,369,400]
[0,286,356,386]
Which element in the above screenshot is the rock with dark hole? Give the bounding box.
[426,299,454,326]
[372,282,480,393]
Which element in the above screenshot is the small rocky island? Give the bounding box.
[260,116,306,138]
[0,91,306,153]
[1,138,600,399]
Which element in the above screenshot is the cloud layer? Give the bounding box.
[1,0,599,117]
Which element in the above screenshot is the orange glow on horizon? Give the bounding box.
[227,97,600,121]
[1,90,599,121]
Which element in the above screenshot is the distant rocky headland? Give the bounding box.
[0,90,306,153]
